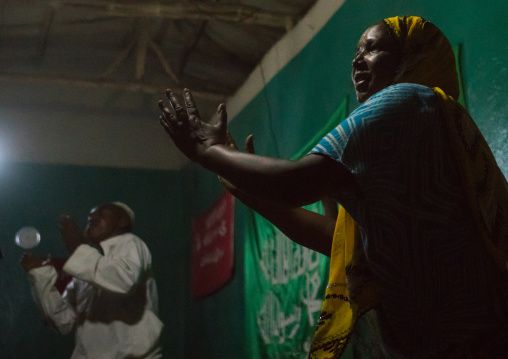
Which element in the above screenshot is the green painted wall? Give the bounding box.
[184,0,508,358]
[178,163,247,358]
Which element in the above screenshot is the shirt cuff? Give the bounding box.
[27,265,58,286]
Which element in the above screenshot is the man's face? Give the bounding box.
[352,24,401,103]
[84,205,121,243]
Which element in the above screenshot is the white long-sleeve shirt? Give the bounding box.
[27,233,164,359]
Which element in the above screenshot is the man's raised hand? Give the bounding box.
[60,215,84,254]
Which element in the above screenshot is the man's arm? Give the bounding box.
[21,253,76,335]
[63,235,150,294]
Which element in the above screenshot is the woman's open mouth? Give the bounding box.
[354,72,370,88]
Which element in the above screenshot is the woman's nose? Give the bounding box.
[352,52,364,67]
[351,53,361,67]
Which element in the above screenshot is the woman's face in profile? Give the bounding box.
[352,24,401,103]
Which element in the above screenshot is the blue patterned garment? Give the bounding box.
[310,83,508,358]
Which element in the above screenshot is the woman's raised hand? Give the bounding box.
[157,88,228,162]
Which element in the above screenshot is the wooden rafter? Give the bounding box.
[50,0,295,30]
[0,72,226,102]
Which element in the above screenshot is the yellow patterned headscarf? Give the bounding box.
[384,16,460,99]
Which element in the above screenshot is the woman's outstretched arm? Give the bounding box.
[218,134,337,256]
[228,187,336,256]
[158,88,357,208]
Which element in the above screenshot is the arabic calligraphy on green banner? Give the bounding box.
[244,202,329,358]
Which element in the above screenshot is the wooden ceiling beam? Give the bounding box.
[0,72,228,102]
[50,0,295,29]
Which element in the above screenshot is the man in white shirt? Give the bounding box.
[20,202,163,359]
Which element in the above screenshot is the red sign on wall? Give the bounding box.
[191,191,235,298]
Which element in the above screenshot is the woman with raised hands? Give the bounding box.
[158,16,508,359]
